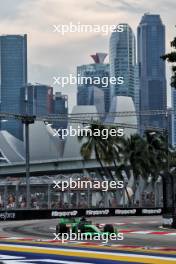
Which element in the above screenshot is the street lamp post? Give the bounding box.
[164,111,176,228]
[21,115,35,209]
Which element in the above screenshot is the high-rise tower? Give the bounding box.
[0,34,27,139]
[109,24,137,101]
[137,14,167,131]
[77,53,110,113]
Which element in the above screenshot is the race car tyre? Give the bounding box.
[56,223,68,234]
[103,224,114,233]
[77,223,86,233]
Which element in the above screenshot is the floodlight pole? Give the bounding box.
[22,84,35,209]
[163,110,176,228]
[22,115,35,209]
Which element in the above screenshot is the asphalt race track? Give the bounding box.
[1,216,176,248]
[0,216,176,263]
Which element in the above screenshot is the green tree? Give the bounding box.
[161,34,176,88]
[79,122,131,204]
[118,134,152,205]
[145,131,167,179]
[79,122,114,180]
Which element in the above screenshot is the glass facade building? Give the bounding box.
[137,14,167,132]
[109,24,137,106]
[53,92,68,129]
[0,35,27,140]
[77,53,110,113]
[21,84,53,116]
[77,85,105,114]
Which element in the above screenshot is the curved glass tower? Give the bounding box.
[137,14,167,131]
[109,24,137,102]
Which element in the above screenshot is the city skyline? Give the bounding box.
[1,3,176,259]
[0,0,175,110]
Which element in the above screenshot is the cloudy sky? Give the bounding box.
[0,0,175,110]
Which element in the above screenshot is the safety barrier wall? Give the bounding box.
[0,207,163,221]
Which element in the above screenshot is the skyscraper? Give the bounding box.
[134,64,140,129]
[0,34,27,139]
[78,85,105,114]
[137,14,167,131]
[21,84,53,116]
[53,92,68,129]
[109,24,137,104]
[77,53,110,113]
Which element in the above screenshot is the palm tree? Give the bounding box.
[79,122,136,205]
[79,122,173,208]
[99,130,131,206]
[161,34,176,88]
[161,30,176,227]
[79,122,114,180]
[123,134,149,179]
[145,131,168,180]
[117,134,152,205]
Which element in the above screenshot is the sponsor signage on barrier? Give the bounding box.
[0,212,16,220]
[115,209,137,215]
[142,208,162,215]
[163,217,173,226]
[51,210,78,217]
[0,207,163,221]
[86,209,110,216]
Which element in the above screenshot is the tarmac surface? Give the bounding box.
[0,216,176,263]
[0,216,176,248]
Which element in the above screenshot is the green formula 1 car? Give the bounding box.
[55,217,120,237]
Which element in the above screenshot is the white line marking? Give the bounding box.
[130,231,154,234]
[0,243,176,262]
